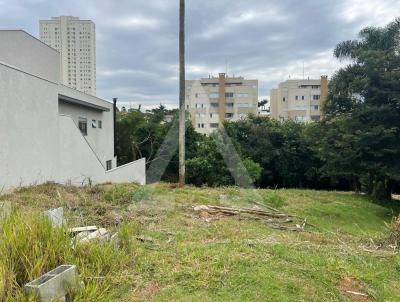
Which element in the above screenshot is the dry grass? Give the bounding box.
[1,182,399,301]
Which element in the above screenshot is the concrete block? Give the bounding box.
[25,265,79,302]
[44,207,64,228]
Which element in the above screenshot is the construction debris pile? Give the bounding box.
[68,226,117,244]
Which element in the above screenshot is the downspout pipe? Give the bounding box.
[113,98,118,157]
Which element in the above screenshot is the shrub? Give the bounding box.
[263,192,286,209]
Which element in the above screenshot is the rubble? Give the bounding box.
[68,225,115,244]
[44,207,65,228]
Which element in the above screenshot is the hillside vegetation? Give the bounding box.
[1,183,399,301]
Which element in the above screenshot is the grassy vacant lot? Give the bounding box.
[1,183,399,301]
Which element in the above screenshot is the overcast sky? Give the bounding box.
[1,0,399,109]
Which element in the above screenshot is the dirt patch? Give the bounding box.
[137,280,160,299]
[337,276,369,301]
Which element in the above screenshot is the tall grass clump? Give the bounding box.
[388,215,400,248]
[263,192,286,209]
[0,210,132,301]
[0,211,70,300]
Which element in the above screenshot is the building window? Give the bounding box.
[210,113,219,119]
[78,118,87,136]
[295,116,306,122]
[106,160,112,171]
[295,96,299,101]
[197,123,205,129]
[210,103,219,108]
[236,93,249,98]
[283,97,286,102]
[92,120,97,128]
[210,123,219,129]
[311,116,321,122]
[312,105,319,111]
[237,103,249,108]
[98,120,102,129]
[301,96,305,100]
[209,93,219,98]
[313,95,321,100]
[225,103,234,108]
[225,113,234,118]
[225,92,234,98]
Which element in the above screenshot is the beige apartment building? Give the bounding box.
[40,16,96,95]
[270,76,328,122]
[186,73,258,135]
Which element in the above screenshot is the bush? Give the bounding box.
[263,192,286,209]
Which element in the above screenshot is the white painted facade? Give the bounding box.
[0,30,145,191]
[40,16,96,96]
[186,73,259,135]
[270,77,328,122]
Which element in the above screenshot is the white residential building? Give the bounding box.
[0,30,145,191]
[270,76,328,122]
[39,16,96,96]
[186,73,258,135]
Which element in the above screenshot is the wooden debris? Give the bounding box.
[193,204,313,232]
[193,205,293,219]
[345,290,369,299]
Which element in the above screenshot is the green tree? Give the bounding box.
[322,18,400,199]
[224,115,321,188]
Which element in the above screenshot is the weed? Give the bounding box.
[263,192,286,209]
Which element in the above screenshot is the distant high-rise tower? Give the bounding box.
[40,16,96,96]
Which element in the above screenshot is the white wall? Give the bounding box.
[58,115,145,185]
[0,30,146,191]
[0,63,60,189]
[58,101,115,167]
[0,63,145,190]
[0,30,59,82]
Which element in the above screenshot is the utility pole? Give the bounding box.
[179,0,186,186]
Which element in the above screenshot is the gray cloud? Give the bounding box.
[0,0,399,108]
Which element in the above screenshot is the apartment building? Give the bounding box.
[39,16,96,95]
[186,73,258,135]
[270,76,328,122]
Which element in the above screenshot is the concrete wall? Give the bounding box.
[0,30,59,82]
[58,101,115,168]
[0,62,60,189]
[106,158,146,185]
[58,116,145,185]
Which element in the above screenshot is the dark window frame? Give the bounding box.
[78,118,88,136]
[106,160,112,171]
